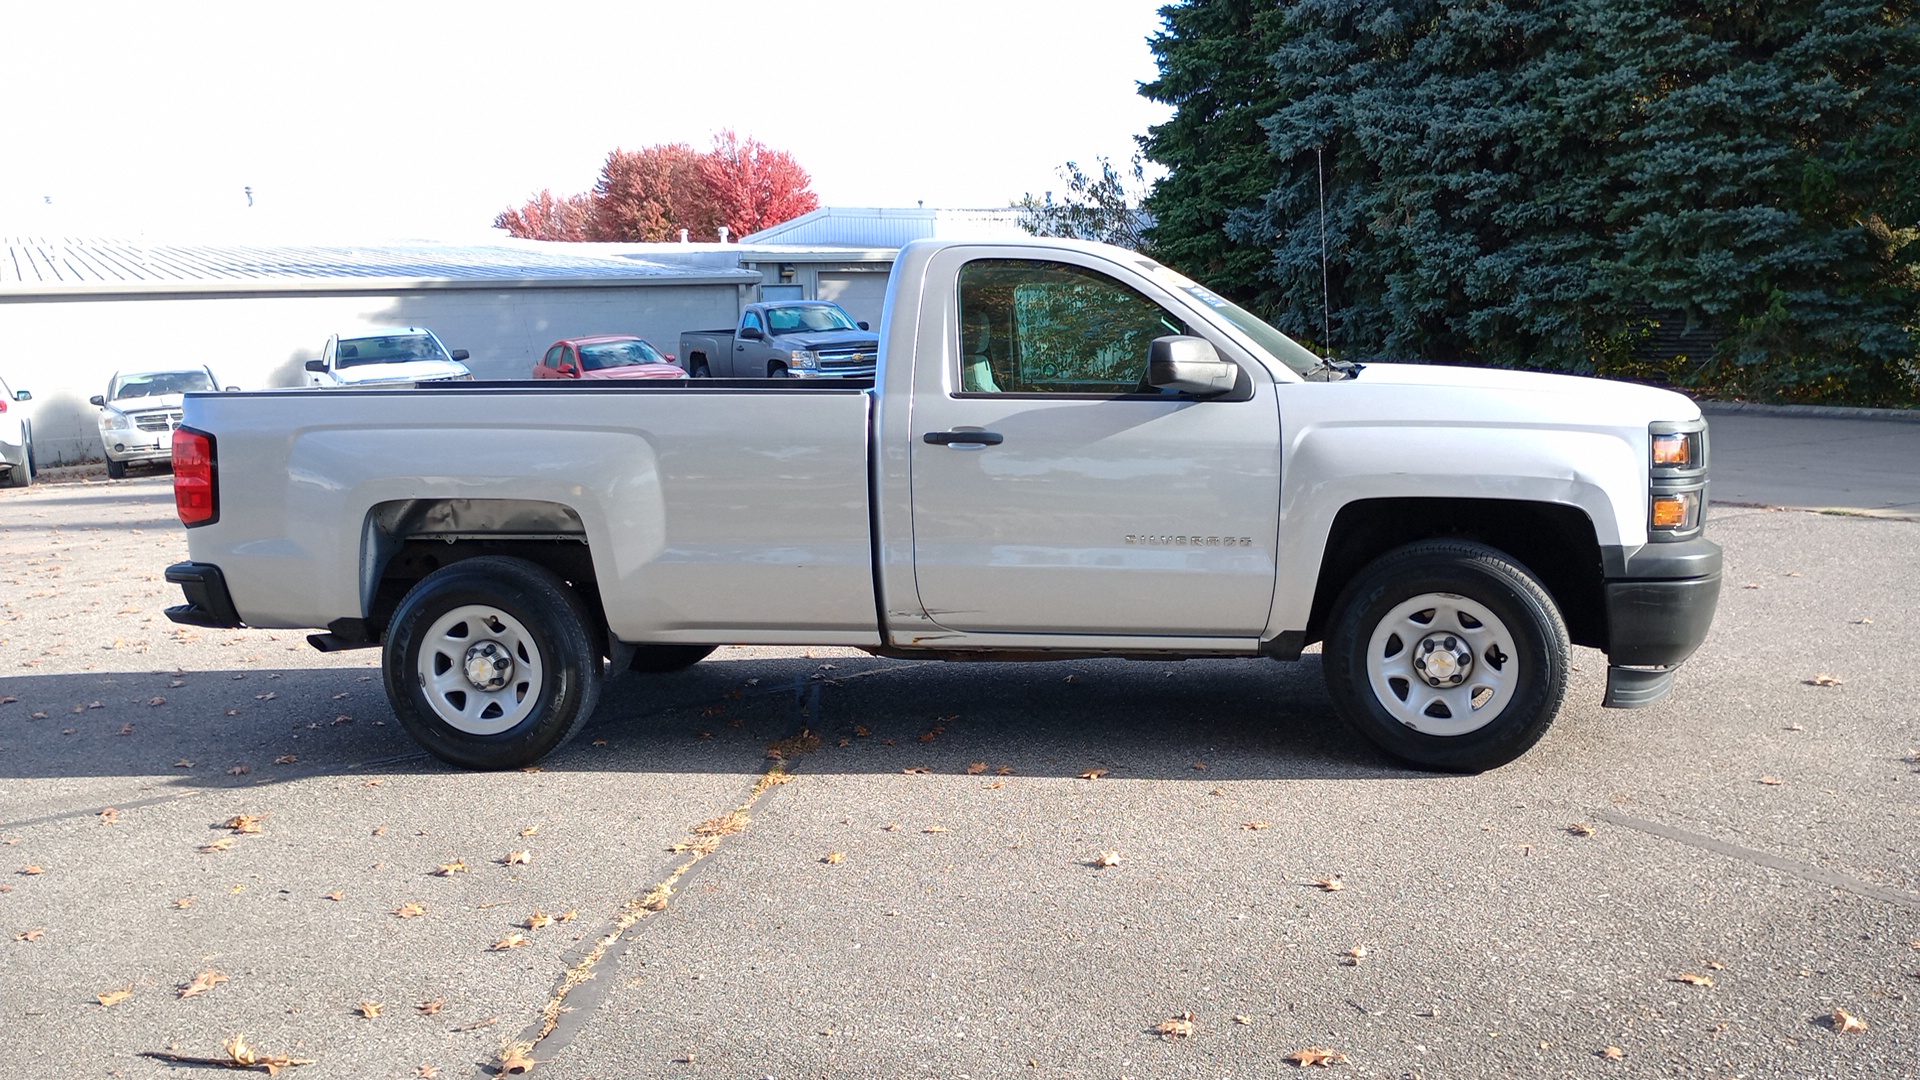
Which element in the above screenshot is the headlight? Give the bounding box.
[787,350,819,371]
[1650,431,1700,469]
[101,413,130,431]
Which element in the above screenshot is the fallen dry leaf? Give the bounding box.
[496,1042,538,1074]
[175,759,195,769]
[1759,776,1783,786]
[177,969,229,998]
[1154,1013,1196,1040]
[117,723,135,735]
[19,865,44,876]
[491,933,530,951]
[96,985,134,1007]
[1568,822,1595,837]
[147,696,166,707]
[1598,1045,1625,1060]
[1091,851,1121,868]
[1805,673,1843,687]
[902,766,930,775]
[996,765,1013,775]
[1832,1007,1868,1034]
[356,1000,383,1018]
[394,902,427,918]
[172,897,195,909]
[226,764,250,776]
[416,1066,439,1079]
[221,1033,309,1074]
[98,807,120,825]
[1287,1046,1350,1067]
[1340,945,1368,965]
[198,838,236,853]
[556,908,577,923]
[430,861,468,877]
[273,754,299,765]
[639,884,672,911]
[1232,1014,1252,1025]
[1306,876,1346,892]
[417,999,444,1015]
[1672,972,1714,987]
[1243,821,1272,831]
[223,814,266,834]
[922,825,950,834]
[1078,767,1109,780]
[965,762,987,775]
[984,780,1005,790]
[14,927,45,941]
[822,852,845,865]
[323,891,343,902]
[499,850,531,866]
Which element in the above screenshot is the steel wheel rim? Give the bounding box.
[1365,591,1517,737]
[416,604,544,735]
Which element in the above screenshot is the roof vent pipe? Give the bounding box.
[679,228,689,243]
[717,226,730,243]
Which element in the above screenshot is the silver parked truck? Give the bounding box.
[679,300,878,379]
[164,238,1722,772]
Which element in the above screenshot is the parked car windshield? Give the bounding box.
[579,339,668,370]
[765,305,858,335]
[338,334,449,367]
[113,370,216,399]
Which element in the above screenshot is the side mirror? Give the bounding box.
[89,395,107,407]
[304,359,328,373]
[13,390,30,402]
[1148,336,1238,397]
[739,326,764,341]
[225,386,241,392]
[857,321,870,331]
[556,364,576,376]
[450,349,470,362]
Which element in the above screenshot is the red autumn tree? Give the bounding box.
[697,129,821,238]
[492,189,594,241]
[493,133,819,242]
[587,143,724,242]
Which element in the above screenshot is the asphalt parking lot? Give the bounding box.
[2,414,1916,1079]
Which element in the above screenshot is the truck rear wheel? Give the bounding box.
[383,556,602,770]
[1321,539,1568,773]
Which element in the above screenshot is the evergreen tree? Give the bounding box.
[1138,1,1296,315]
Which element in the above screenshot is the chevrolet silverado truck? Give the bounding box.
[163,237,1721,773]
[679,300,878,379]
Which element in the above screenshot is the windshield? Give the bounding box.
[765,305,858,335]
[113,370,215,399]
[338,334,449,367]
[1138,263,1325,376]
[579,339,667,370]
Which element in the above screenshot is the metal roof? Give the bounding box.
[0,238,757,294]
[739,207,1028,247]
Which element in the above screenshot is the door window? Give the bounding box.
[542,346,565,368]
[956,259,1195,396]
[742,311,764,335]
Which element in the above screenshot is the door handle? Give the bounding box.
[923,429,1004,447]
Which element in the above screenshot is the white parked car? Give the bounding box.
[0,373,33,488]
[304,328,472,388]
[90,367,224,479]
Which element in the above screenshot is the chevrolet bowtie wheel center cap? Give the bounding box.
[463,641,515,691]
[1413,634,1474,687]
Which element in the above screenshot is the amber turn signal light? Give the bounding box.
[1650,492,1696,530]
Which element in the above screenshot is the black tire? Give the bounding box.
[2,454,27,489]
[105,458,127,480]
[383,556,602,770]
[1321,539,1569,773]
[628,644,716,673]
[767,363,789,379]
[690,360,711,379]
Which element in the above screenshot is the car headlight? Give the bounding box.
[787,349,819,371]
[101,413,130,431]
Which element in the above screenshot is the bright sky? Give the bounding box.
[7,0,1172,243]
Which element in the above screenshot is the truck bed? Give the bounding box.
[180,381,881,644]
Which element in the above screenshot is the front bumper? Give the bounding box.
[164,561,244,628]
[1599,536,1723,708]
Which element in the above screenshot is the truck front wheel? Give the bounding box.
[383,556,602,770]
[1321,540,1569,773]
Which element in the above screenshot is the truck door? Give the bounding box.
[907,252,1281,637]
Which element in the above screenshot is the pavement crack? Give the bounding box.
[488,759,801,1077]
[1596,809,1920,910]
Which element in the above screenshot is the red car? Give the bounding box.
[532,336,686,380]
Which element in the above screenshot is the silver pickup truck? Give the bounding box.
[679,300,878,379]
[164,237,1721,773]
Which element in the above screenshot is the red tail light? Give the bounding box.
[173,427,218,527]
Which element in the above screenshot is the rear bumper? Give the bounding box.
[164,561,244,628]
[1600,537,1723,708]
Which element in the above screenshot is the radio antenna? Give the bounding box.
[1317,144,1331,355]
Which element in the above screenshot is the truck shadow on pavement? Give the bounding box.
[0,654,1413,789]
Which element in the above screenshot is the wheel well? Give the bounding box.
[1306,498,1606,649]
[361,499,606,654]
